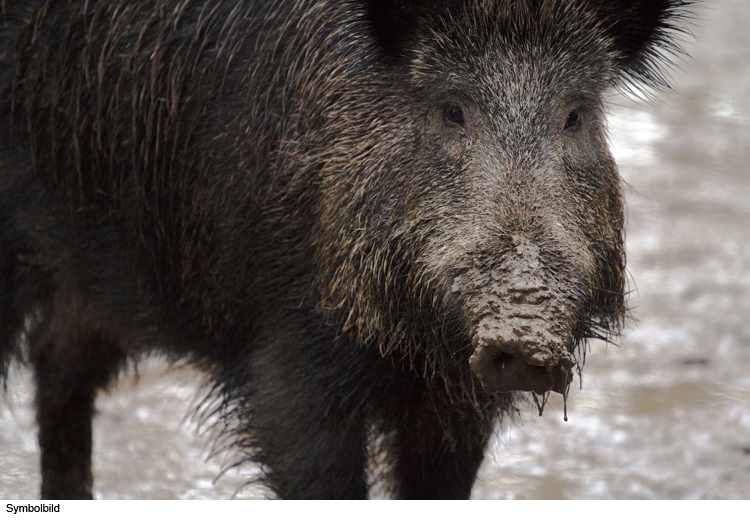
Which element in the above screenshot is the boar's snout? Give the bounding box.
[465,291,577,395]
[455,238,579,395]
[465,293,577,395]
[468,324,575,395]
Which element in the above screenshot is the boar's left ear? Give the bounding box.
[591,0,695,87]
[363,0,457,61]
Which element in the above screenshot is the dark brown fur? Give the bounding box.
[0,0,692,498]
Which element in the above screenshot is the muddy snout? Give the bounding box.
[469,321,575,395]
[456,236,580,395]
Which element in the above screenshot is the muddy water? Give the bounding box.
[2,1,749,500]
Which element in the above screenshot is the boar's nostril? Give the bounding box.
[493,352,514,369]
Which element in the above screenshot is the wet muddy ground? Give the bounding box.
[2,1,749,499]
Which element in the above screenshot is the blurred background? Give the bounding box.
[2,0,749,499]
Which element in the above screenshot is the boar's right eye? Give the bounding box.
[444,104,467,133]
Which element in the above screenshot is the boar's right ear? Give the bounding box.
[591,0,695,88]
[364,0,454,61]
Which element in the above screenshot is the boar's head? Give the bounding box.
[313,0,689,402]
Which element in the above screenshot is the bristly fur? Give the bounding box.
[1,0,693,499]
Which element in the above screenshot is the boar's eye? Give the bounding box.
[444,104,467,133]
[562,110,580,135]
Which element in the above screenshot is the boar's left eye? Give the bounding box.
[444,104,467,133]
[562,110,580,135]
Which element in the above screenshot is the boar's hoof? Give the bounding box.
[469,345,574,395]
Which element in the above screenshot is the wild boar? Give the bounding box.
[0,0,691,498]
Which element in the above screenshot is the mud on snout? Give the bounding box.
[452,242,579,396]
[467,313,575,395]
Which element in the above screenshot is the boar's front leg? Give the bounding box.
[248,323,370,499]
[391,400,494,499]
[254,404,368,499]
[30,302,124,499]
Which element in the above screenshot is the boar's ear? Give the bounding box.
[364,0,455,61]
[591,0,695,87]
